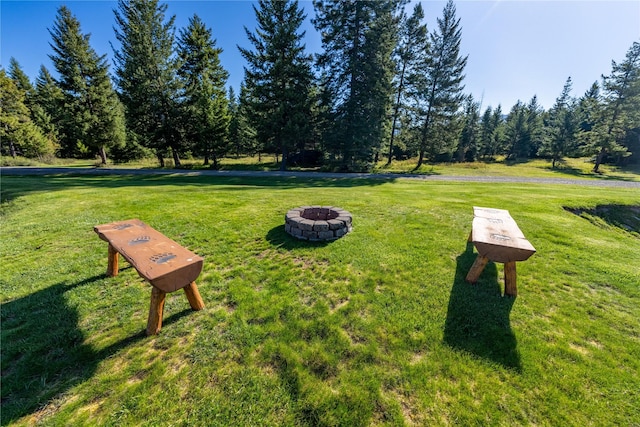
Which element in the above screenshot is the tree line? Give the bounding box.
[2,0,639,172]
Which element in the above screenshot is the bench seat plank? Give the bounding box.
[94,219,203,292]
[471,207,536,263]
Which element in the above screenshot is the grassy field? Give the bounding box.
[1,172,639,426]
[3,154,639,182]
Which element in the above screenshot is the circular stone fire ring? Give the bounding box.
[285,206,352,241]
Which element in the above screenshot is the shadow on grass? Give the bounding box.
[563,204,640,237]
[443,243,521,371]
[0,275,191,425]
[265,224,333,250]
[544,160,637,182]
[0,174,392,205]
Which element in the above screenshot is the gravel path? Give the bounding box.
[2,166,639,189]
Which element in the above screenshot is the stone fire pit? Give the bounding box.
[285,206,352,241]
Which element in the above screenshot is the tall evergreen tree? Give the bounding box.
[478,106,493,159]
[34,66,64,118]
[456,94,480,162]
[478,105,504,159]
[228,85,258,157]
[7,58,59,149]
[113,0,182,167]
[577,82,601,134]
[228,87,241,156]
[313,0,402,171]
[415,0,467,167]
[539,77,578,168]
[236,83,260,157]
[239,0,313,171]
[30,65,63,150]
[590,41,640,172]
[575,82,602,156]
[504,100,528,160]
[49,6,125,163]
[178,15,230,169]
[8,58,35,103]
[388,3,428,165]
[525,95,545,158]
[1,69,54,158]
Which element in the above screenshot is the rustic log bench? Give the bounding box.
[94,219,204,335]
[465,207,536,296]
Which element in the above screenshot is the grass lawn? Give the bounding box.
[3,154,639,183]
[1,173,639,426]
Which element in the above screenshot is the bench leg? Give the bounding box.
[466,255,489,283]
[107,244,119,276]
[504,262,517,297]
[183,282,205,311]
[147,287,166,335]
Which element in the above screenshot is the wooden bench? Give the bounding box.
[94,219,205,335]
[465,207,536,296]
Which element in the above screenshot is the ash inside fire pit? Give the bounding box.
[285,206,352,241]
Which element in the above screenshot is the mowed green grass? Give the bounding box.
[1,174,639,426]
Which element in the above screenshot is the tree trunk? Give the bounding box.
[388,62,408,165]
[212,153,219,170]
[593,147,606,173]
[156,151,165,168]
[99,146,108,165]
[172,146,181,167]
[9,141,17,158]
[416,150,425,169]
[280,146,288,171]
[417,100,435,170]
[456,145,465,163]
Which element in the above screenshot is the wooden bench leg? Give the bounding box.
[107,244,119,276]
[183,282,205,311]
[504,262,517,297]
[466,255,489,284]
[147,287,166,335]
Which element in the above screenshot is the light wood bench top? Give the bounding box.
[470,207,536,263]
[94,219,203,293]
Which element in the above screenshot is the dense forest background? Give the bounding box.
[2,0,639,172]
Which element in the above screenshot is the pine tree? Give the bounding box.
[478,106,493,159]
[525,95,545,158]
[49,6,125,163]
[388,3,428,165]
[33,65,64,151]
[575,82,602,157]
[8,58,35,103]
[113,0,182,167]
[177,14,230,169]
[236,83,260,157]
[539,77,578,168]
[456,94,480,162]
[478,105,504,159]
[590,41,640,172]
[313,0,402,171]
[1,69,54,158]
[577,82,601,134]
[490,105,505,157]
[504,101,528,160]
[228,87,241,156]
[240,0,314,171]
[415,0,467,167]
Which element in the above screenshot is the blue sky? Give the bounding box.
[1,1,639,110]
